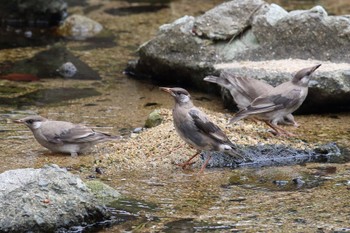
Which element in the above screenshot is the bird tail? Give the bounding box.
[222,143,251,163]
[96,131,123,142]
[228,109,248,124]
[203,75,219,83]
[203,75,231,89]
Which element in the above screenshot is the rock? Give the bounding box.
[0,164,110,232]
[133,127,144,133]
[86,180,122,205]
[129,0,350,112]
[0,0,67,28]
[144,109,163,128]
[57,14,103,40]
[57,62,78,78]
[202,142,342,169]
[193,0,265,40]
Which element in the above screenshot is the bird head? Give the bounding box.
[160,87,191,104]
[14,115,47,130]
[292,64,321,87]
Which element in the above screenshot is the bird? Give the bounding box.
[160,87,245,172]
[204,71,297,126]
[229,64,321,136]
[14,115,121,156]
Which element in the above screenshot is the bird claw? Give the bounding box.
[70,152,78,157]
[176,161,196,169]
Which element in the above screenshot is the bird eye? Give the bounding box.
[26,120,34,124]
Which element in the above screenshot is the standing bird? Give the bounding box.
[160,87,244,172]
[204,72,297,126]
[14,115,121,156]
[229,64,321,136]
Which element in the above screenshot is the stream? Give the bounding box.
[0,0,350,232]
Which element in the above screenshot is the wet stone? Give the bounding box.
[203,142,343,169]
[57,62,78,78]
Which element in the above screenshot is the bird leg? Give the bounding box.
[176,151,200,169]
[199,154,212,173]
[264,121,296,137]
[70,152,78,157]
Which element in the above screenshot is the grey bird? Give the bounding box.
[229,64,321,136]
[14,115,121,156]
[160,87,245,172]
[204,71,297,126]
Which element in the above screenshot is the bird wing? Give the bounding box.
[188,109,229,143]
[253,88,302,108]
[44,125,107,144]
[220,72,274,108]
[230,88,302,124]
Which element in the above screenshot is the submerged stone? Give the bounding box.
[227,165,327,191]
[86,180,122,205]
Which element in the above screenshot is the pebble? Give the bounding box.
[133,127,143,133]
[57,62,77,78]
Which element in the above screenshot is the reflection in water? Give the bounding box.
[0,46,102,80]
[105,5,169,16]
[0,87,100,107]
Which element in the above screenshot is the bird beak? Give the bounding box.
[159,87,172,94]
[160,87,177,98]
[13,119,24,124]
[311,64,322,73]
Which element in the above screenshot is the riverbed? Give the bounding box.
[0,0,349,232]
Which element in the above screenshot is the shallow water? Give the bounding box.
[0,0,350,232]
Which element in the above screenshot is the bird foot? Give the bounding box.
[70,152,78,157]
[176,161,196,169]
[271,130,296,137]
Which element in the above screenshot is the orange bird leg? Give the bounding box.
[177,151,200,169]
[199,154,212,173]
[264,120,296,137]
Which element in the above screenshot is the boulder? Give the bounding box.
[129,0,350,112]
[0,164,111,232]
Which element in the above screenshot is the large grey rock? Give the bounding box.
[193,0,265,40]
[0,164,110,232]
[246,5,350,61]
[130,0,350,112]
